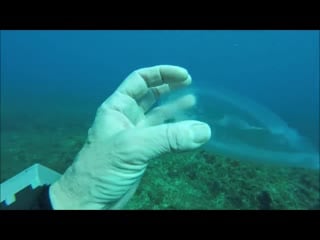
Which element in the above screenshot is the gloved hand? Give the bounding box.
[49,65,211,210]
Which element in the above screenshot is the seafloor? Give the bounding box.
[1,126,319,210]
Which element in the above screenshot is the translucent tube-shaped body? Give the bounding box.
[162,87,319,169]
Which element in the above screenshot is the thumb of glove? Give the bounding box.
[116,120,212,162]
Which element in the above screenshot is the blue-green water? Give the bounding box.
[1,30,319,209]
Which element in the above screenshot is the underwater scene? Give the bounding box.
[1,30,319,209]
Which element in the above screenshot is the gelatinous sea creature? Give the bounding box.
[162,87,319,169]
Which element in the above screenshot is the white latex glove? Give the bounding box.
[49,65,211,210]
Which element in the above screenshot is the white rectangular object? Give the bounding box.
[0,164,61,205]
